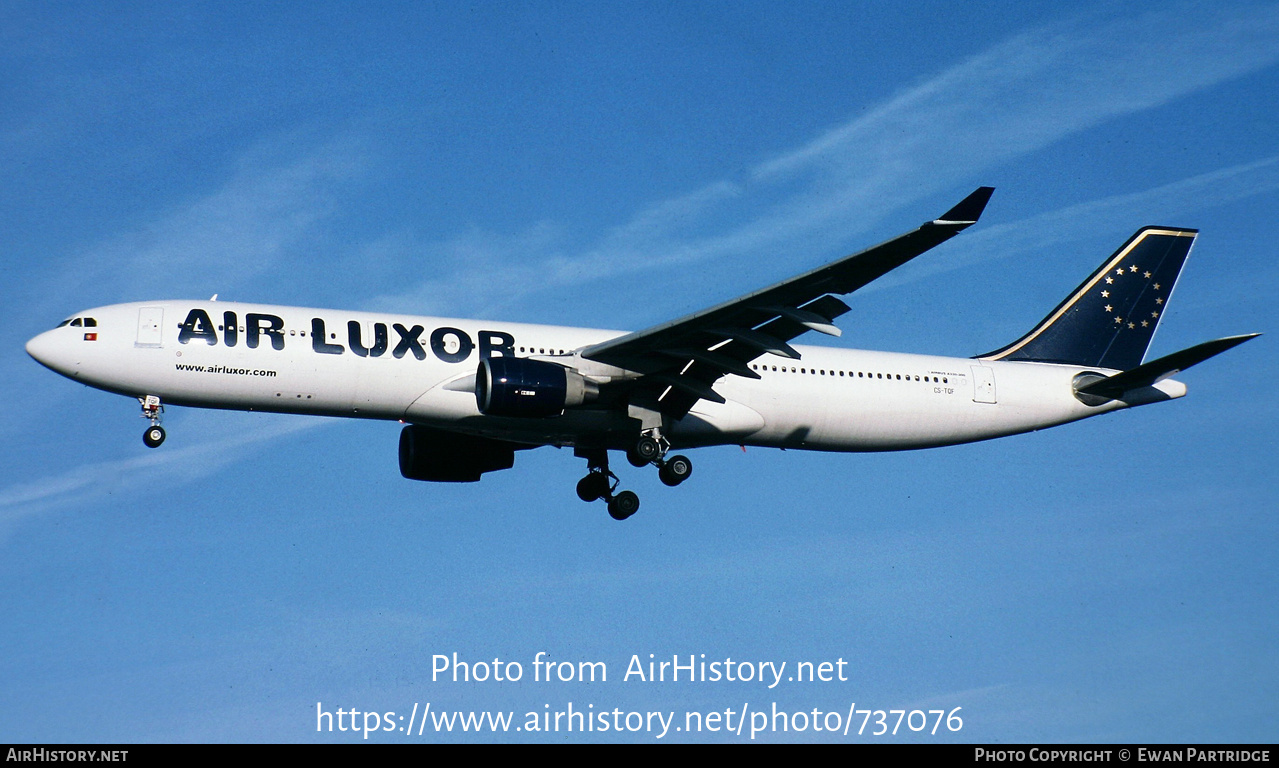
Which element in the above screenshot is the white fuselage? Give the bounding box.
[26,300,1187,452]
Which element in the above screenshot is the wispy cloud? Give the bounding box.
[362,178,748,319]
[368,4,1279,321]
[754,5,1279,194]
[22,136,365,318]
[869,154,1279,293]
[124,143,363,287]
[0,416,325,542]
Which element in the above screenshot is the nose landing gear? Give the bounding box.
[139,395,166,448]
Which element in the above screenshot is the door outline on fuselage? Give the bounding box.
[971,365,996,404]
[136,307,164,348]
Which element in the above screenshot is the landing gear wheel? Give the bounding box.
[143,425,166,448]
[607,490,640,521]
[576,473,611,503]
[139,396,165,448]
[658,454,692,487]
[628,435,661,466]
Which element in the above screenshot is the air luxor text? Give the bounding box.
[432,652,849,689]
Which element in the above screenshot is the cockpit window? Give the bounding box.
[84,318,97,327]
[70,318,82,327]
[57,319,72,328]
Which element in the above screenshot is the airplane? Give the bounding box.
[25,187,1259,520]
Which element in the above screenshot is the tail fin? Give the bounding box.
[979,227,1197,369]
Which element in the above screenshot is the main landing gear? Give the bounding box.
[576,449,639,520]
[140,395,166,448]
[575,433,693,521]
[626,431,693,488]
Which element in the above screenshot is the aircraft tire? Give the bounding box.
[576,473,609,503]
[143,425,166,448]
[629,436,660,466]
[608,490,640,520]
[659,454,692,486]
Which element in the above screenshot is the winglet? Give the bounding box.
[934,186,995,225]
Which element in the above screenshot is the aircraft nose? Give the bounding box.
[26,329,79,376]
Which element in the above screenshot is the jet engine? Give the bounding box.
[398,424,519,482]
[476,357,598,418]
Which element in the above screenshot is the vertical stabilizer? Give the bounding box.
[979,228,1196,370]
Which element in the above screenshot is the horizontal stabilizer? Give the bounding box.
[1076,333,1260,399]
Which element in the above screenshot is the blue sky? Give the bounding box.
[2,1,1276,743]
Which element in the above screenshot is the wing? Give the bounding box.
[579,186,995,417]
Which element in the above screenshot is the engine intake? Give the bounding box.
[476,357,598,418]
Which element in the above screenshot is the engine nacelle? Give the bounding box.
[398,424,517,482]
[476,357,598,418]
